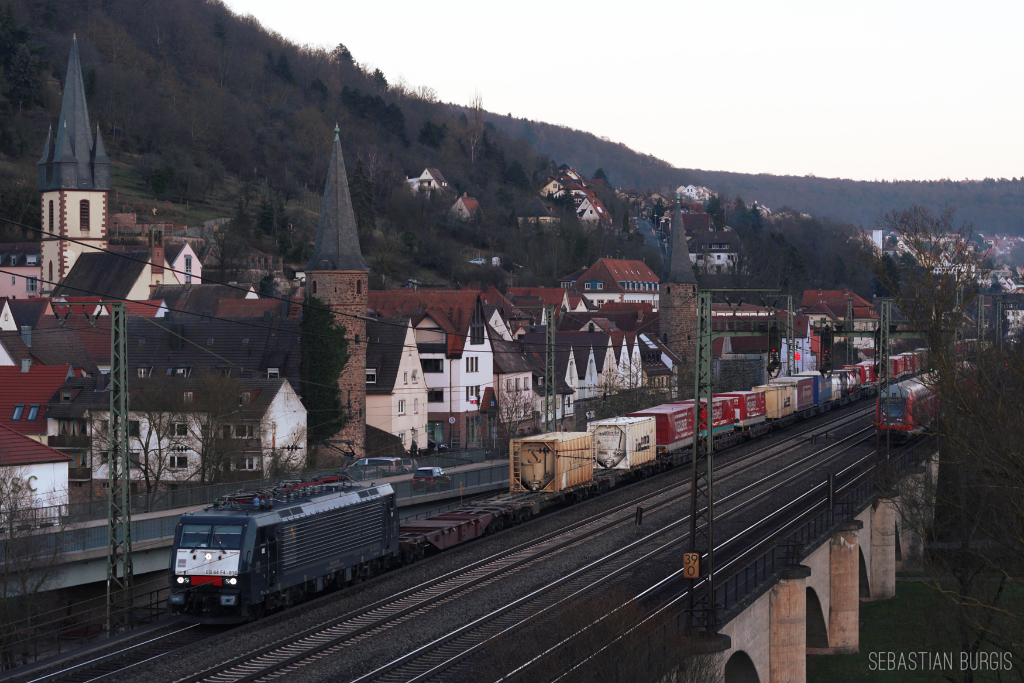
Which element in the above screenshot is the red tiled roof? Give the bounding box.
[600,302,654,314]
[215,298,298,318]
[368,290,482,357]
[506,288,566,309]
[0,423,71,466]
[0,364,71,434]
[800,290,876,318]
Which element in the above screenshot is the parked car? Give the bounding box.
[469,258,487,265]
[427,439,449,452]
[412,467,452,490]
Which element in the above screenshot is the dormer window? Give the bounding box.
[61,391,71,402]
[366,369,377,384]
[183,391,194,403]
[267,368,280,378]
[239,392,251,406]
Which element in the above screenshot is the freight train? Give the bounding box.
[169,350,929,623]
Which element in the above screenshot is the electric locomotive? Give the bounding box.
[167,481,398,623]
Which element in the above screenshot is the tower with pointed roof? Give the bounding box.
[38,36,110,293]
[307,126,370,457]
[659,196,698,372]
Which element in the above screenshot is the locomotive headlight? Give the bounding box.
[176,576,186,584]
[205,553,213,560]
[227,577,237,585]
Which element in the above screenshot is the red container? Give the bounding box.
[673,397,735,437]
[715,391,767,426]
[774,376,815,411]
[628,403,694,453]
[852,362,878,385]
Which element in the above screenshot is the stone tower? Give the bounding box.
[306,126,369,458]
[38,36,110,291]
[660,198,698,371]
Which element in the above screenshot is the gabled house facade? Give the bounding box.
[366,318,428,452]
[569,259,661,309]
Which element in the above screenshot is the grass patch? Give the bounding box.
[808,581,1015,682]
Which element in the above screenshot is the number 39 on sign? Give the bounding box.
[683,553,700,579]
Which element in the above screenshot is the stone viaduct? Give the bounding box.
[708,456,938,683]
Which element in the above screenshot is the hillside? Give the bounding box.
[489,118,1024,234]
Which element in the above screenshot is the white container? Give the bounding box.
[587,416,657,470]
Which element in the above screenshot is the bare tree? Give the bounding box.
[128,381,190,493]
[869,206,1022,680]
[467,91,484,168]
[0,470,67,670]
[495,377,535,455]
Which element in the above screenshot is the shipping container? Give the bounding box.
[753,384,796,420]
[510,432,594,493]
[587,416,657,470]
[835,368,858,395]
[796,371,834,404]
[627,404,695,453]
[828,376,843,401]
[773,376,815,411]
[716,391,767,427]
[673,397,735,437]
[852,362,879,386]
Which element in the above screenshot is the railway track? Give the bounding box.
[33,402,873,683]
[174,418,875,683]
[347,430,878,683]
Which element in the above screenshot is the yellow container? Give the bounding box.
[510,432,594,493]
[753,384,796,420]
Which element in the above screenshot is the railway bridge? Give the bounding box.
[708,454,938,683]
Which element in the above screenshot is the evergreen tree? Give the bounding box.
[349,159,376,241]
[300,296,350,448]
[706,194,726,229]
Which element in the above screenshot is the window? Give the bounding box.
[174,423,187,436]
[597,282,604,290]
[11,404,24,421]
[129,420,140,437]
[403,371,408,385]
[366,369,377,384]
[183,391,194,403]
[49,262,53,283]
[506,379,513,391]
[48,200,54,232]
[137,368,148,378]
[428,389,444,403]
[234,424,254,438]
[61,391,72,402]
[168,455,188,469]
[516,377,521,391]
[356,279,362,294]
[26,405,39,421]
[399,430,406,445]
[411,370,418,384]
[398,399,406,415]
[413,398,419,414]
[585,283,592,290]
[311,280,317,294]
[466,385,480,402]
[267,368,280,378]
[185,255,192,284]
[470,324,484,345]
[422,359,443,373]
[466,357,479,372]
[80,200,90,231]
[239,392,251,406]
[26,277,37,293]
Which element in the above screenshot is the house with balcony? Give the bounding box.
[366,318,429,452]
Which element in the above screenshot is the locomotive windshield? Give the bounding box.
[181,524,244,549]
[880,402,906,424]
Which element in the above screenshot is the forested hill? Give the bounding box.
[488,117,1024,234]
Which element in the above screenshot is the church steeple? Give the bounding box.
[306,126,368,272]
[661,196,696,285]
[38,35,110,192]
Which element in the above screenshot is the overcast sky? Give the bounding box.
[224,0,1023,182]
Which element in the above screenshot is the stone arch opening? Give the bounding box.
[806,587,829,649]
[723,651,759,683]
[859,546,870,598]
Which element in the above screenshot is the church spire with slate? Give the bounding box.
[38,34,110,191]
[306,125,368,273]
[306,126,370,459]
[658,193,698,374]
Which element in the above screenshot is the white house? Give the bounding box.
[366,318,429,451]
[165,242,203,285]
[407,168,449,194]
[0,423,70,509]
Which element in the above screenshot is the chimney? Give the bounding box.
[21,358,30,372]
[151,229,165,277]
[20,325,31,348]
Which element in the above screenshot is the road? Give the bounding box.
[637,216,665,258]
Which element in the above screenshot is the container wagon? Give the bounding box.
[773,376,816,414]
[753,384,796,425]
[587,416,657,470]
[673,398,735,437]
[628,404,695,454]
[510,432,593,494]
[716,391,769,438]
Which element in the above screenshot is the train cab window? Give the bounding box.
[181,523,244,549]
